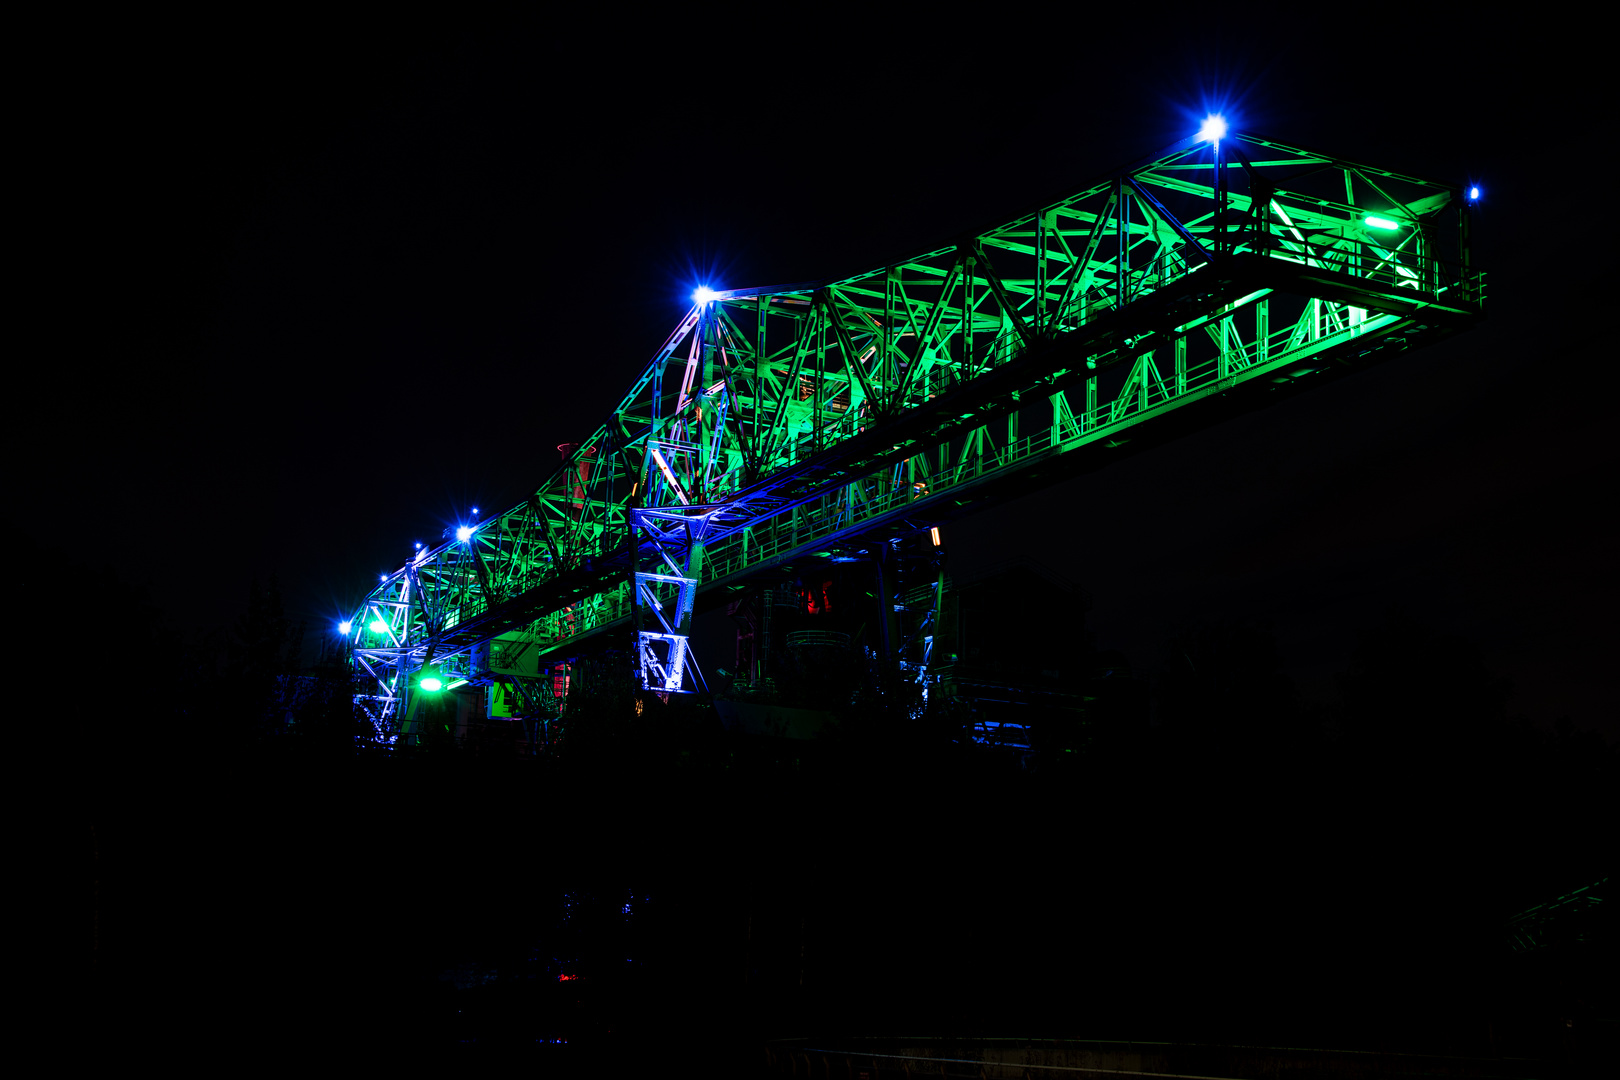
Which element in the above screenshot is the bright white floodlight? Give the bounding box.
[369,619,387,634]
[457,525,474,542]
[339,620,352,635]
[693,286,718,305]
[1198,115,1228,142]
[1469,186,1480,200]
[1364,216,1401,230]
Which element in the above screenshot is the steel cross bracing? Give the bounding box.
[342,131,1484,734]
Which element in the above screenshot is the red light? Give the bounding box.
[803,579,834,615]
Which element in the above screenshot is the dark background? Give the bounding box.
[19,12,1611,739]
[22,9,1613,1066]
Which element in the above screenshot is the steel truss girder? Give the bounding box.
[344,131,1482,722]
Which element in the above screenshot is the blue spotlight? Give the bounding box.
[457,525,474,542]
[693,286,717,305]
[1198,115,1227,142]
[1468,185,1481,202]
[339,620,352,635]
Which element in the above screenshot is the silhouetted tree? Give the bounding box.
[288,637,370,752]
[1154,618,1303,765]
[168,571,310,747]
[1335,606,1512,767]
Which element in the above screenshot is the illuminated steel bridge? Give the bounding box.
[339,127,1484,741]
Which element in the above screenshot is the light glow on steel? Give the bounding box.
[1198,115,1227,142]
[1364,215,1401,229]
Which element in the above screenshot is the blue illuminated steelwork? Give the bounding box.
[629,503,712,694]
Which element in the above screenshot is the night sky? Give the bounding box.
[24,15,1611,742]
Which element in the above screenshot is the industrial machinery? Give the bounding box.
[339,123,1483,743]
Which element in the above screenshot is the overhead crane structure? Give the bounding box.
[341,129,1484,741]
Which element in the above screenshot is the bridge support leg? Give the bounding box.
[629,507,708,695]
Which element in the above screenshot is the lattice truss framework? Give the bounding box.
[343,131,1483,732]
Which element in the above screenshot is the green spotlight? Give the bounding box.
[1364,216,1401,230]
[420,677,443,692]
[369,619,387,633]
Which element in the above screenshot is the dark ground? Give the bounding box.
[64,698,1614,1070]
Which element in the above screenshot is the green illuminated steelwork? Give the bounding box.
[1506,877,1608,952]
[343,130,1483,735]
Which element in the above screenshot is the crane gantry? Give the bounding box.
[339,125,1484,742]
